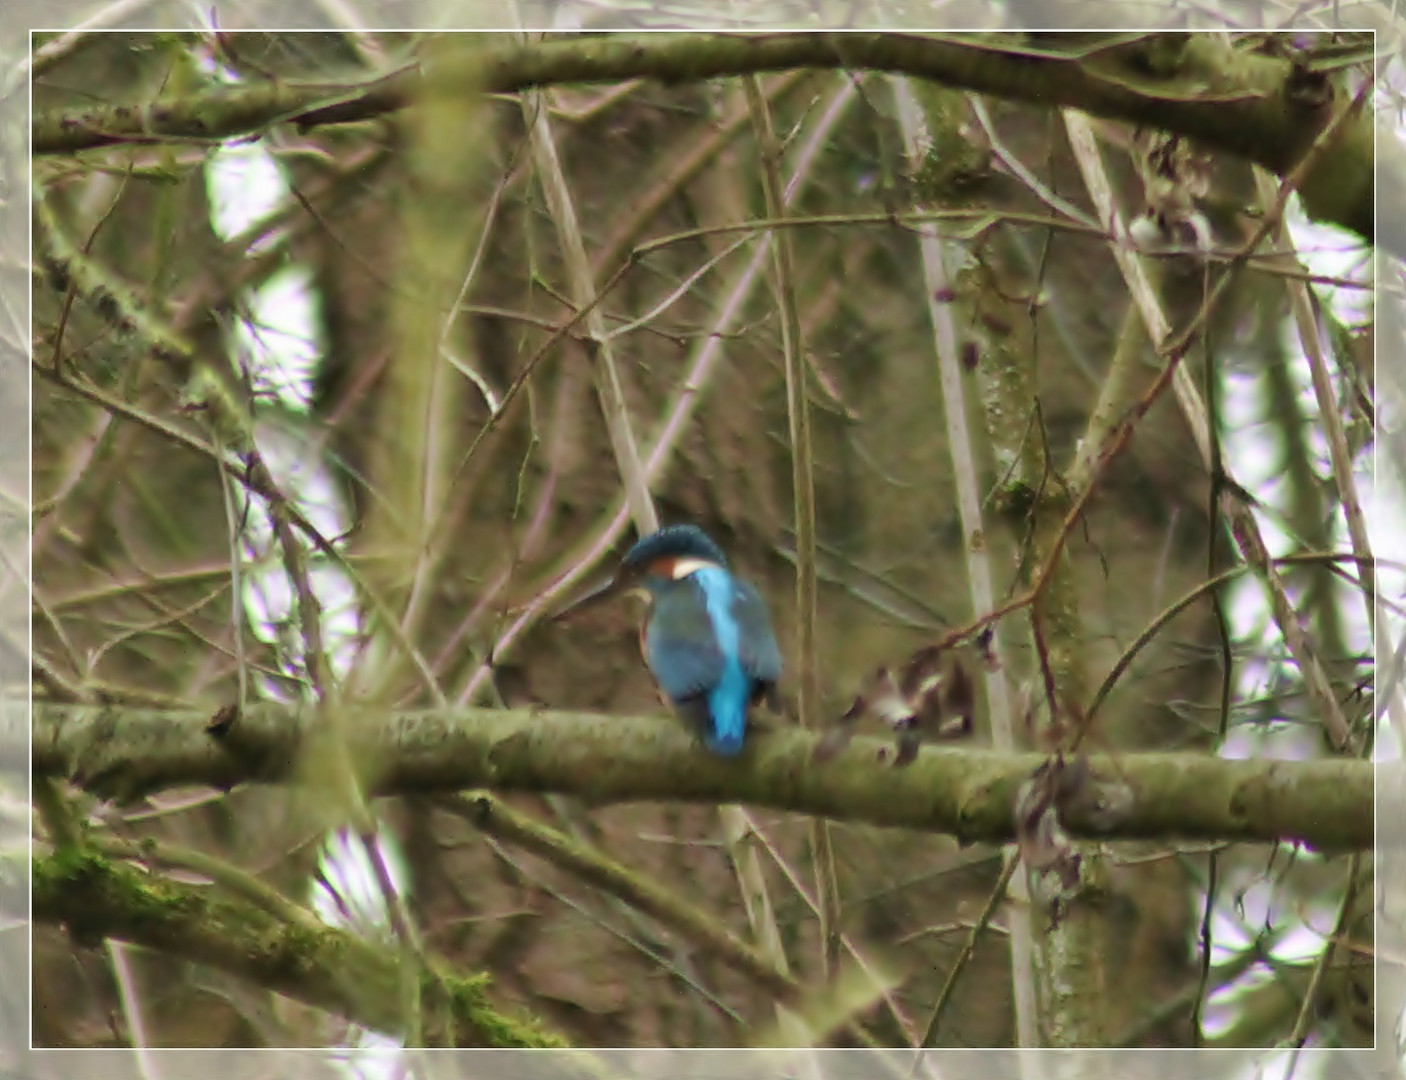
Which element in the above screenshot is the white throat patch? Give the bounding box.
[670,557,716,579]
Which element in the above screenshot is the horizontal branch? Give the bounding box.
[31,33,1384,253]
[27,702,1374,851]
[30,847,563,1047]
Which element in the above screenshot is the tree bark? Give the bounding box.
[26,702,1374,851]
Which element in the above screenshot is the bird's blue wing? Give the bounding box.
[643,580,724,703]
[731,578,782,685]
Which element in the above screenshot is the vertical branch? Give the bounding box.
[353,38,499,1045]
[743,74,841,982]
[211,428,249,712]
[1193,237,1233,1048]
[360,43,488,704]
[521,68,805,1042]
[520,90,656,533]
[739,82,818,741]
[890,77,1041,1050]
[1250,168,1376,622]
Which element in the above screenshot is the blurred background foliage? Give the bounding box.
[26,25,1377,1054]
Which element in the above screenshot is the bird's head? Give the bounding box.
[554,524,728,617]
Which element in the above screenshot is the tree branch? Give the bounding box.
[30,847,564,1047]
[440,793,800,1002]
[27,703,1374,851]
[31,33,1383,253]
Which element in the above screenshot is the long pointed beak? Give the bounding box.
[552,575,624,620]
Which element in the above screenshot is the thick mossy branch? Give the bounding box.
[31,847,564,1047]
[28,703,1373,851]
[32,33,1382,252]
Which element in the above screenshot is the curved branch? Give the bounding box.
[28,703,1374,851]
[30,848,564,1047]
[31,33,1384,253]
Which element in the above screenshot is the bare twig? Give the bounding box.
[745,74,840,986]
[106,941,162,1079]
[914,856,1020,1055]
[1251,163,1381,684]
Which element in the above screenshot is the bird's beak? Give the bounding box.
[552,575,623,620]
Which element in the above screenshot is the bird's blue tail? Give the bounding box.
[693,565,751,756]
[705,661,750,756]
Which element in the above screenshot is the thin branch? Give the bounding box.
[745,817,920,1046]
[1284,852,1366,1066]
[106,940,162,1078]
[1251,165,1377,614]
[914,855,1020,1053]
[521,85,656,532]
[438,793,799,1001]
[20,0,157,80]
[744,74,839,987]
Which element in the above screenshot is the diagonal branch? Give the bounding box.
[30,848,564,1047]
[439,792,800,1002]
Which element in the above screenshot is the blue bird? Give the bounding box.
[559,525,783,755]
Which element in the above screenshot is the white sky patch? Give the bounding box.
[231,265,324,412]
[311,828,411,938]
[1283,199,1373,327]
[254,421,352,540]
[328,1040,408,1080]
[310,830,415,1070]
[1201,962,1275,1040]
[206,141,288,244]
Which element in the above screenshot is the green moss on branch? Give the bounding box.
[31,33,1385,253]
[31,847,564,1047]
[28,702,1374,851]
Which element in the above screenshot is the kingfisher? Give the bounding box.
[558,524,783,756]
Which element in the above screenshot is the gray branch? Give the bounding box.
[26,702,1374,851]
